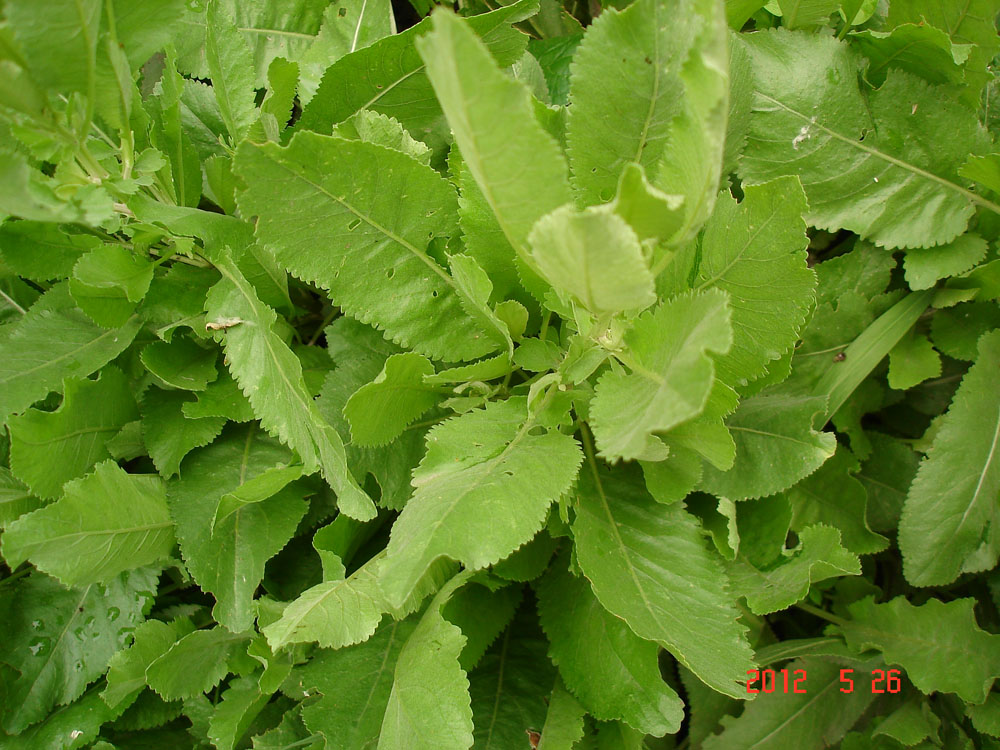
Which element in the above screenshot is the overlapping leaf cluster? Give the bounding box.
[0,0,999,747]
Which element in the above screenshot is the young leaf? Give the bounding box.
[378,398,582,608]
[205,250,376,521]
[8,366,138,499]
[738,30,992,248]
[838,596,1000,703]
[590,289,732,462]
[898,329,1000,586]
[416,9,572,280]
[536,557,683,736]
[344,353,441,447]
[903,234,988,291]
[527,205,656,316]
[140,337,219,391]
[0,568,159,734]
[0,284,141,424]
[69,245,155,329]
[235,134,496,362]
[2,461,174,586]
[537,678,587,750]
[208,675,270,750]
[572,465,754,698]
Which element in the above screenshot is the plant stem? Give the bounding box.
[794,601,848,627]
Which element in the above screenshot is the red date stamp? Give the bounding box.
[746,668,903,694]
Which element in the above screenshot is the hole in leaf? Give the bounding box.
[338,6,346,15]
[386,268,395,279]
[347,219,361,231]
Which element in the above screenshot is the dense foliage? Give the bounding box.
[1,0,1000,747]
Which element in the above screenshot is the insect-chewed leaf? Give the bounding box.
[590,289,732,462]
[378,398,582,608]
[235,133,496,362]
[537,557,683,736]
[738,29,991,249]
[572,465,754,699]
[898,329,1000,586]
[1,461,174,586]
[205,250,375,521]
[727,524,860,615]
[838,596,1000,703]
[344,352,441,447]
[0,568,159,734]
[8,366,138,499]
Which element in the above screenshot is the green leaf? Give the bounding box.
[727,524,860,615]
[443,582,522,672]
[572,464,753,698]
[537,678,587,750]
[146,628,252,701]
[699,389,836,501]
[204,0,257,144]
[141,337,219,391]
[140,387,227,478]
[0,284,141,424]
[887,330,941,390]
[0,466,42,528]
[590,289,732,462]
[468,611,554,749]
[8,366,138,499]
[69,245,155,329]
[235,133,495,362]
[378,573,474,750]
[5,0,100,98]
[169,425,309,632]
[298,0,537,135]
[738,30,992,248]
[295,618,418,748]
[903,234,988,291]
[378,398,582,608]
[702,657,878,749]
[205,250,375,521]
[527,204,656,316]
[838,595,1000,703]
[208,676,270,750]
[103,617,196,712]
[331,110,432,164]
[417,9,572,284]
[777,0,838,28]
[0,690,118,750]
[851,23,972,90]
[663,178,814,386]
[0,222,99,282]
[537,557,683,736]
[564,0,696,205]
[2,461,174,586]
[344,353,441,447]
[650,0,729,244]
[783,445,888,555]
[898,329,1000,586]
[181,369,256,423]
[0,568,158,734]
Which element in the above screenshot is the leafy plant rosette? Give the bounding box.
[1,0,1000,747]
